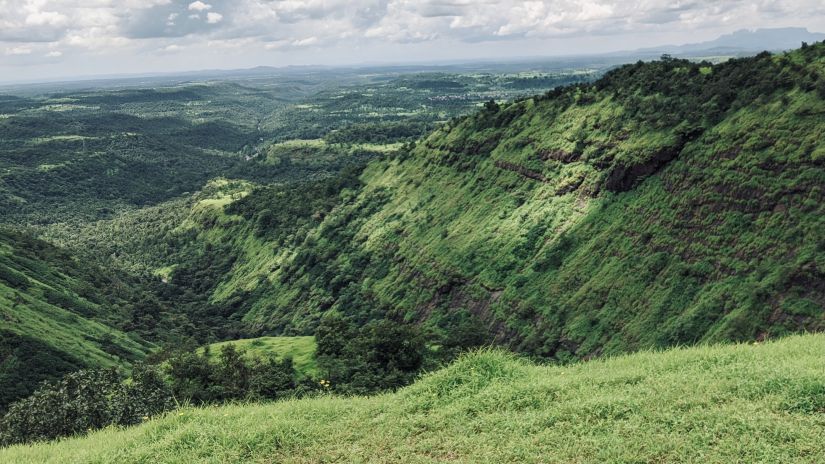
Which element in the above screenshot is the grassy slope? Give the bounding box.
[3,334,824,463]
[0,229,153,409]
[179,45,825,359]
[199,336,318,377]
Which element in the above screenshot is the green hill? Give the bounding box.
[199,336,318,377]
[0,229,155,411]
[146,45,825,360]
[2,334,823,463]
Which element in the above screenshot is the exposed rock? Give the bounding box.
[494,160,547,182]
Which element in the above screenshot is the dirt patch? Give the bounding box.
[539,149,580,163]
[494,160,547,182]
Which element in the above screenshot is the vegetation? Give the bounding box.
[165,344,304,406]
[126,44,825,365]
[0,365,171,447]
[1,43,824,457]
[2,334,823,463]
[1,69,586,225]
[315,315,427,394]
[198,336,318,378]
[0,343,313,446]
[0,229,155,411]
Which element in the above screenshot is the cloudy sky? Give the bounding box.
[1,0,824,82]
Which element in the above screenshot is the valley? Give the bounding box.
[0,39,823,461]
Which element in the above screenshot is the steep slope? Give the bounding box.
[0,229,154,411]
[164,44,825,359]
[2,334,823,463]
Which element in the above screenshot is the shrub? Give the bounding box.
[0,365,172,447]
[316,317,426,394]
[166,345,301,405]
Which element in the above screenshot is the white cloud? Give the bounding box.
[45,50,62,57]
[206,12,223,24]
[24,10,68,27]
[188,1,212,12]
[6,46,32,55]
[0,0,824,79]
[291,36,318,47]
[161,44,183,52]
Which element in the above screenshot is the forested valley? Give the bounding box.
[0,44,824,461]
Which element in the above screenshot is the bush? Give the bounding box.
[0,264,29,289]
[166,345,300,405]
[0,365,172,447]
[316,315,426,394]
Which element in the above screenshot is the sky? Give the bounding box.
[1,0,824,82]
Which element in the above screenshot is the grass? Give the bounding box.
[199,336,318,377]
[0,283,149,369]
[2,334,824,463]
[0,231,152,372]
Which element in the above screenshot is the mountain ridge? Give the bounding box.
[632,27,825,56]
[157,42,825,359]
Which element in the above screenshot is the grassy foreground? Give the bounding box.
[3,334,824,463]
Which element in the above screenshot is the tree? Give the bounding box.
[112,364,174,426]
[484,99,500,113]
[0,366,172,447]
[211,345,251,401]
[249,357,296,400]
[315,317,426,394]
[167,349,213,404]
[315,312,355,358]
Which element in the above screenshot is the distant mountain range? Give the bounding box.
[4,27,823,88]
[631,27,825,57]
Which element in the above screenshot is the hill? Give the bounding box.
[143,43,825,360]
[1,69,587,225]
[635,27,825,57]
[0,229,154,411]
[2,334,823,463]
[199,336,318,377]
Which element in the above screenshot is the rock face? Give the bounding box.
[603,145,682,192]
[494,161,547,182]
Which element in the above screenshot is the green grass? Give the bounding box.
[3,334,824,463]
[0,229,155,409]
[199,336,318,377]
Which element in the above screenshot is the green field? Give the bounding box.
[3,334,823,463]
[199,336,318,377]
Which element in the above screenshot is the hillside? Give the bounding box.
[199,336,318,378]
[0,229,154,411]
[2,334,823,463]
[139,44,825,360]
[0,66,595,418]
[1,70,583,225]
